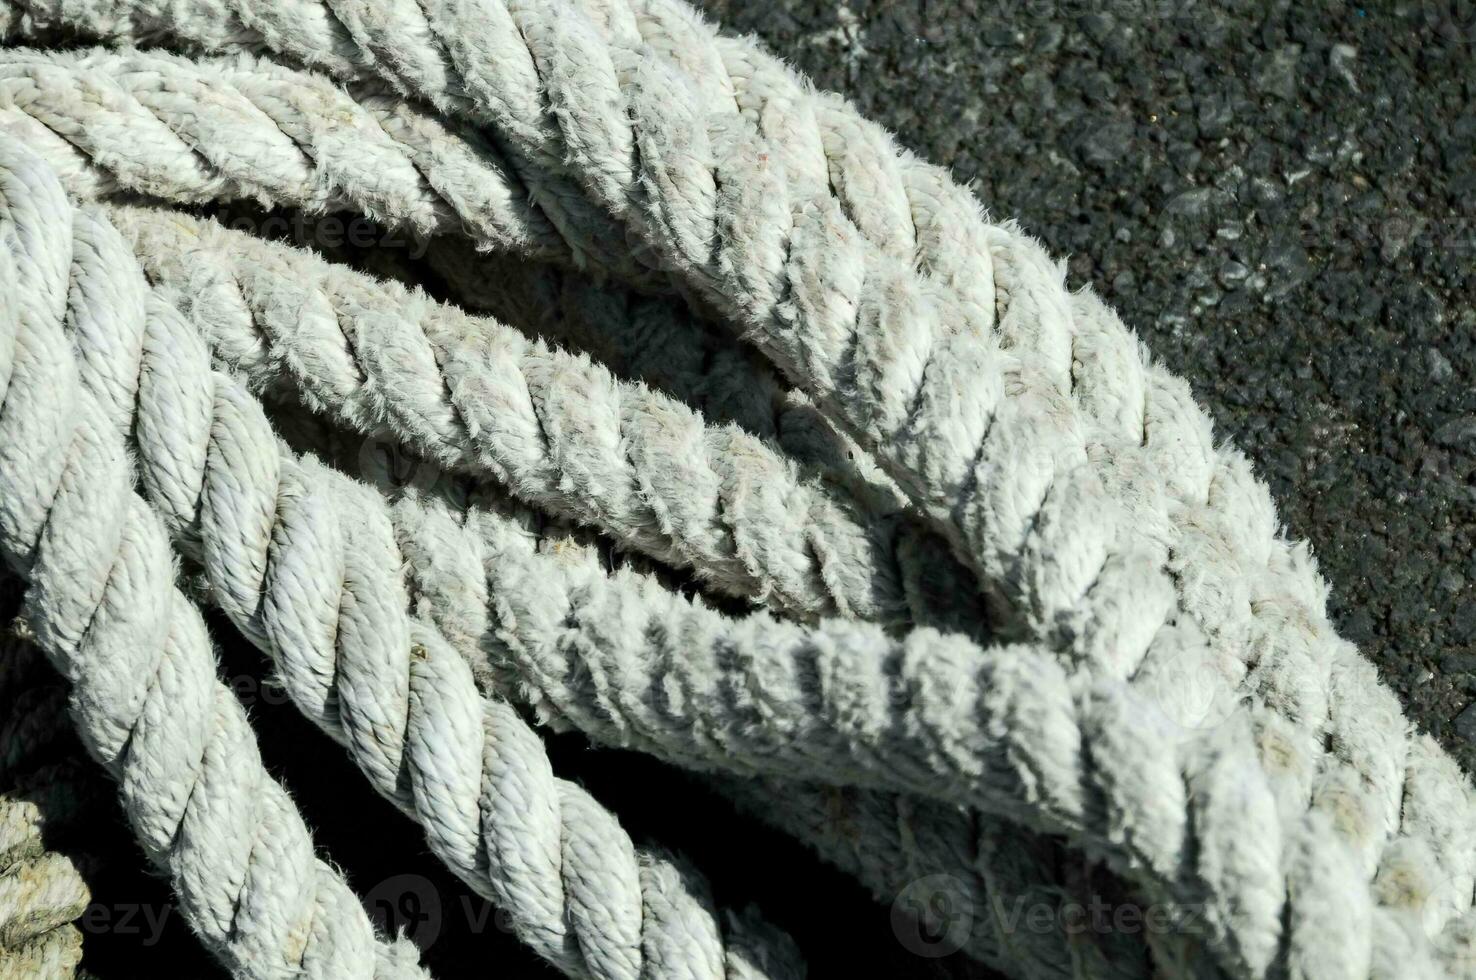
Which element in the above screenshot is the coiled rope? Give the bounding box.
[2,142,806,980]
[0,4,1471,979]
[0,141,431,980]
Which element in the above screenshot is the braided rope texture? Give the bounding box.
[0,141,432,980]
[266,221,1174,980]
[11,144,809,980]
[17,137,1233,980]
[0,2,1471,978]
[268,372,1169,980]
[0,46,995,635]
[99,203,1476,980]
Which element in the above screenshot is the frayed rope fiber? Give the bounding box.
[0,3,1472,980]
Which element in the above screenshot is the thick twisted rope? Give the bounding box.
[269,220,1127,980]
[270,397,1156,980]
[0,46,561,258]
[19,161,805,980]
[0,48,1013,970]
[28,160,1269,974]
[3,5,1474,976]
[333,223,908,518]
[330,15,1476,980]
[280,397,1156,980]
[0,37,895,529]
[0,140,431,980]
[89,198,1476,977]
[99,10,1476,979]
[80,208,1437,980]
[272,361,1460,980]
[582,17,1476,979]
[0,47,992,633]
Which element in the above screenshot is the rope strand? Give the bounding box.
[0,4,1472,977]
[33,170,806,980]
[96,196,1476,980]
[0,139,432,980]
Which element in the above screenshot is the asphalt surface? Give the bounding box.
[60,3,1476,978]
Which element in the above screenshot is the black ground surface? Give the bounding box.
[64,3,1476,978]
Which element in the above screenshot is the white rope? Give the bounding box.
[0,139,431,980]
[22,129,1473,980]
[0,3,1473,978]
[276,372,1188,980]
[84,205,1455,979]
[34,158,1257,974]
[0,47,996,633]
[17,154,806,980]
[322,221,911,532]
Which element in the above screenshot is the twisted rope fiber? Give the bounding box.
[256,177,1297,980]
[104,181,1050,974]
[247,293,1460,980]
[0,1,1210,773]
[0,37,904,544]
[356,227,992,638]
[0,141,433,980]
[77,154,1476,980]
[256,203,1116,976]
[0,141,1281,974]
[296,211,912,533]
[0,46,564,259]
[0,70,1340,974]
[4,3,1475,976]
[377,13,1476,980]
[75,200,1456,980]
[0,30,1445,964]
[38,4,1467,976]
[11,150,807,980]
[276,392,1158,980]
[0,45,995,633]
[98,187,1163,944]
[0,1,677,291]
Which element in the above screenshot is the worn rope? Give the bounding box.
[78,194,1476,979]
[0,45,1023,974]
[0,46,994,634]
[1,3,1474,977]
[274,392,1170,980]
[18,157,805,980]
[266,385,1160,980]
[14,145,1269,974]
[0,140,432,980]
[71,201,1465,980]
